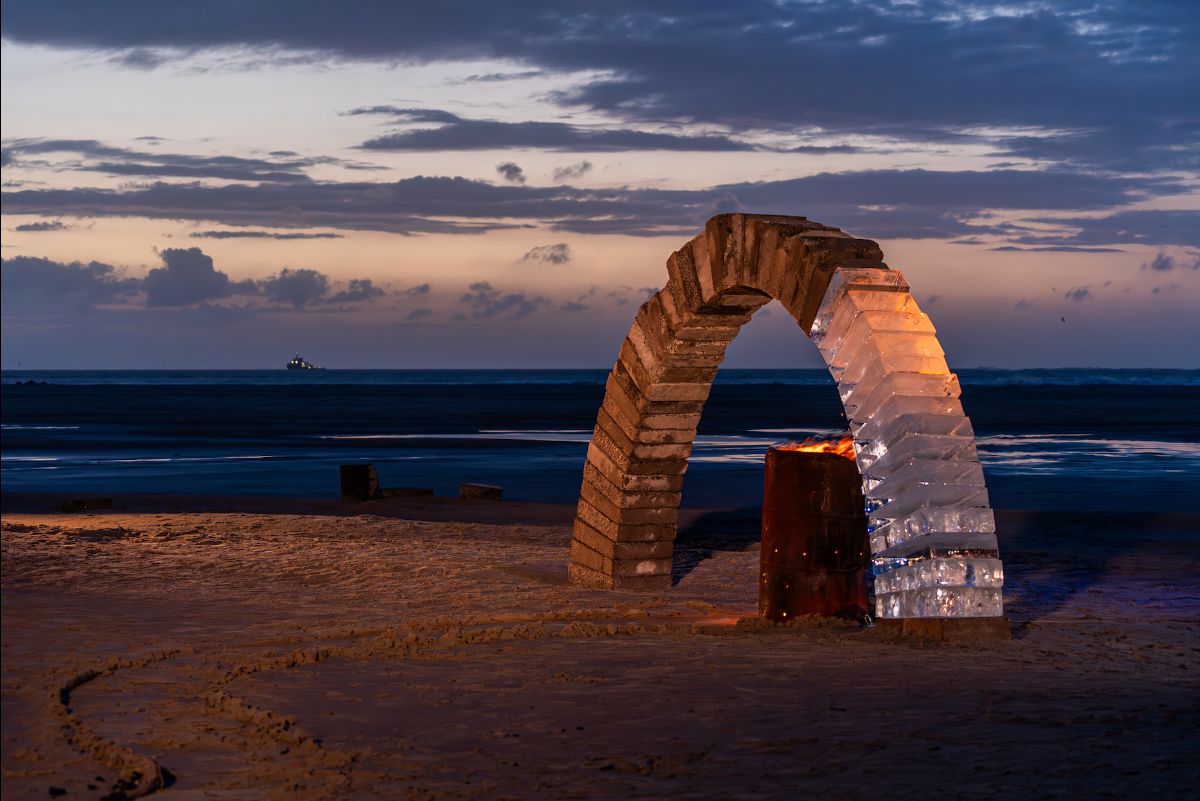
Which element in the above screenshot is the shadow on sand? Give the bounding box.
[672,506,762,585]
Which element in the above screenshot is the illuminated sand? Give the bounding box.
[2,500,1198,799]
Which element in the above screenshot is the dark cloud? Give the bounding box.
[1063,286,1093,302]
[406,307,433,320]
[1143,253,1175,272]
[1141,251,1200,272]
[2,138,325,183]
[401,283,431,297]
[351,107,754,152]
[143,247,256,307]
[452,70,546,84]
[495,162,526,184]
[1014,210,1200,249]
[995,122,1200,173]
[3,168,1188,243]
[13,220,70,232]
[2,247,390,317]
[6,2,1196,173]
[787,145,864,155]
[458,281,550,319]
[989,245,1124,253]
[259,267,329,308]
[189,230,343,240]
[553,161,593,181]
[522,243,571,264]
[326,278,386,304]
[1,255,139,312]
[560,301,588,313]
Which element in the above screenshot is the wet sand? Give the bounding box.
[2,495,1198,800]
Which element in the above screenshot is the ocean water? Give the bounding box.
[2,369,1198,513]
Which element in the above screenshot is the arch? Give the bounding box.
[568,213,1003,620]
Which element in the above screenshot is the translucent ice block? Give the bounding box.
[842,373,961,422]
[827,318,943,372]
[872,558,1004,596]
[855,414,975,464]
[838,350,950,395]
[810,269,911,339]
[816,305,934,360]
[876,586,1003,619]
[863,458,986,496]
[869,486,990,530]
[870,508,998,553]
[851,396,967,440]
[860,433,978,475]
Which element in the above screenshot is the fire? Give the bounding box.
[775,434,856,460]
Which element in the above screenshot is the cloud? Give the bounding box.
[406,307,433,320]
[401,283,431,297]
[3,247,390,316]
[560,301,588,313]
[451,70,546,84]
[2,138,325,183]
[1014,210,1200,249]
[495,162,526,184]
[990,245,1124,253]
[3,168,1188,242]
[1063,286,1093,302]
[7,3,1196,173]
[1,255,140,312]
[553,161,593,181]
[521,243,571,264]
[458,281,550,319]
[326,278,387,304]
[351,107,754,153]
[1140,251,1200,272]
[259,267,329,308]
[1143,253,1176,272]
[143,247,256,307]
[13,220,71,232]
[189,230,343,240]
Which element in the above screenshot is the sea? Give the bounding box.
[2,369,1198,513]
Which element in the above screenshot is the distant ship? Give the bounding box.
[286,354,324,370]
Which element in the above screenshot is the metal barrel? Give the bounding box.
[759,447,869,621]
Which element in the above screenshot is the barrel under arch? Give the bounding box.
[568,213,1003,620]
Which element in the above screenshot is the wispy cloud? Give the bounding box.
[189,230,343,240]
[521,243,571,264]
[457,281,550,319]
[12,220,71,232]
[495,161,526,184]
[350,107,755,153]
[3,169,1188,242]
[553,161,592,181]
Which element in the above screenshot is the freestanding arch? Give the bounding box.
[569,213,1004,621]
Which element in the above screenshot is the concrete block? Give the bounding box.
[340,464,379,501]
[460,482,502,500]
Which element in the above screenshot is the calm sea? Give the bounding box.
[2,369,1198,513]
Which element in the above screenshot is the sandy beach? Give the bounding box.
[2,495,1197,800]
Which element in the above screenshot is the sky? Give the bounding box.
[1,1,1198,369]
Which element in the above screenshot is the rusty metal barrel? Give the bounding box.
[759,444,870,621]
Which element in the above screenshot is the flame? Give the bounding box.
[775,434,856,460]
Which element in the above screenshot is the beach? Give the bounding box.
[2,493,1198,800]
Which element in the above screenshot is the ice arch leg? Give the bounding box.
[568,214,1003,620]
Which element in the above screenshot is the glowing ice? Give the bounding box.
[814,267,1004,620]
